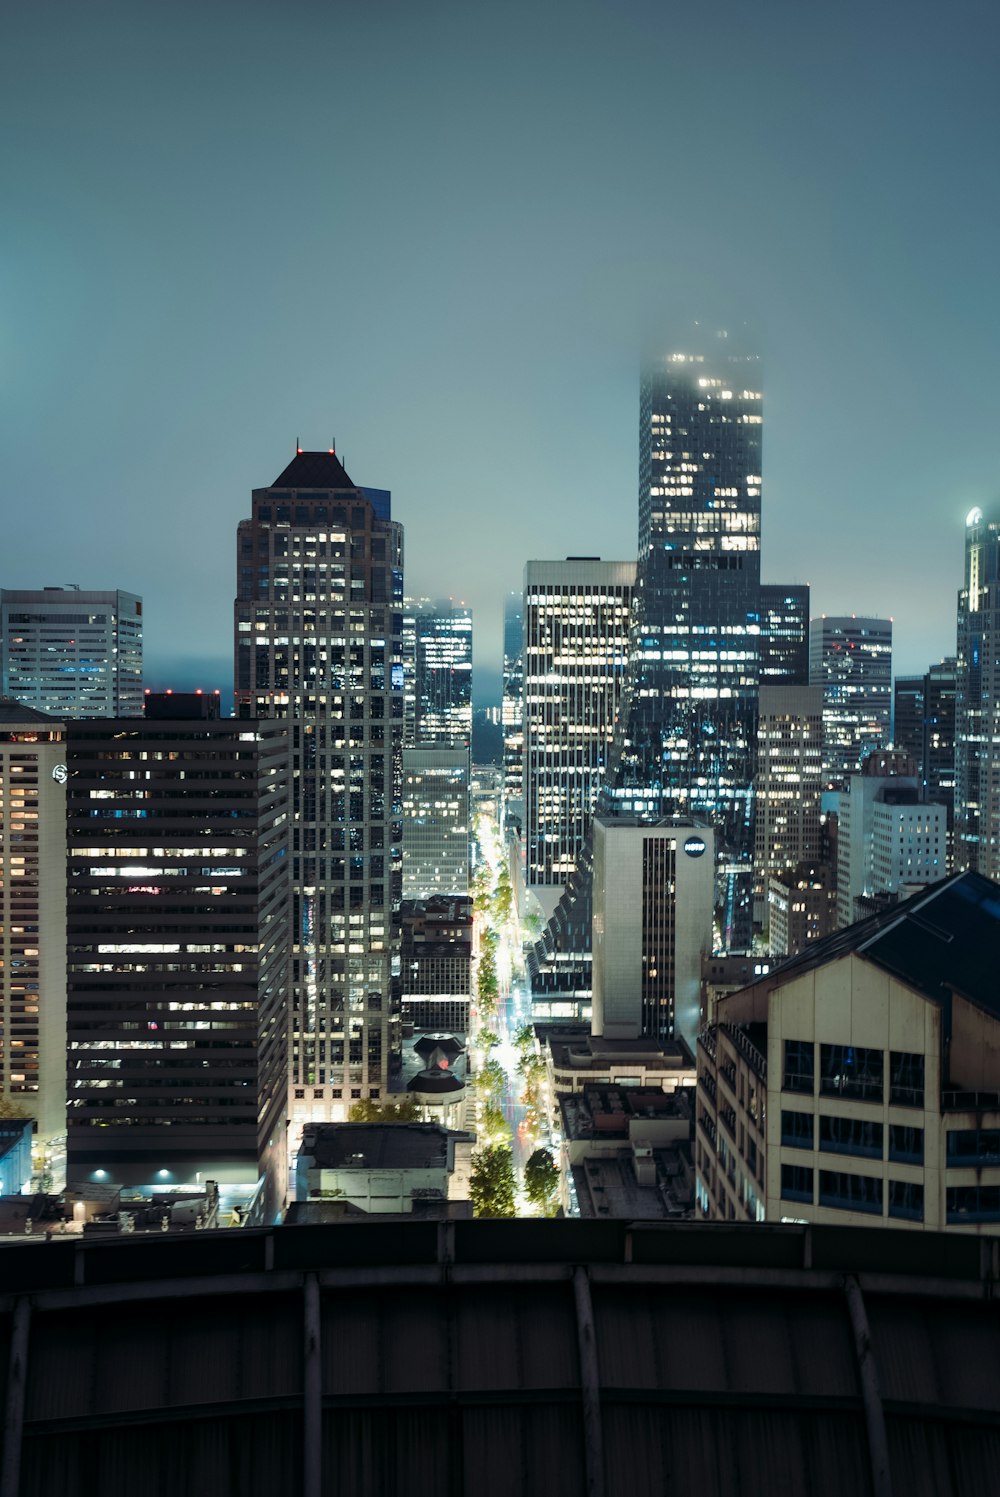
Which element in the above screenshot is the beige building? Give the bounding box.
[753,684,823,933]
[696,871,1000,1232]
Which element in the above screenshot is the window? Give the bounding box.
[947,1185,1000,1223]
[889,1051,924,1108]
[820,1044,883,1104]
[783,1039,814,1094]
[819,1114,883,1160]
[888,1179,923,1222]
[781,1163,813,1204]
[947,1128,1000,1166]
[889,1124,924,1165]
[781,1110,814,1150]
[818,1170,883,1216]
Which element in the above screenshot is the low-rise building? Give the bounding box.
[559,1084,694,1219]
[767,861,837,957]
[696,871,1000,1233]
[541,1022,695,1102]
[294,1122,475,1214]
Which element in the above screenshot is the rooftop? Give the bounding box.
[269,449,356,490]
[299,1122,473,1172]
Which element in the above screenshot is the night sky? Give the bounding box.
[4,0,998,704]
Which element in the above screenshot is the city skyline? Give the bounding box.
[4,1,1000,703]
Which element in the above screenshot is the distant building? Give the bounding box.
[1,586,142,717]
[809,615,892,788]
[0,700,67,1141]
[766,862,837,957]
[837,755,946,927]
[753,684,824,932]
[294,1121,475,1213]
[893,675,925,769]
[696,871,1000,1234]
[924,657,957,861]
[402,746,470,898]
[591,817,714,1051]
[501,591,524,828]
[400,895,473,1034]
[403,599,473,747]
[957,506,1000,877]
[0,1119,33,1197]
[523,558,635,920]
[559,1084,694,1219]
[65,700,290,1215]
[760,584,809,685]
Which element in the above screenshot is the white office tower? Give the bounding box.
[402,746,470,898]
[837,757,947,927]
[591,817,714,1052]
[1,587,143,717]
[523,558,635,921]
[753,685,824,931]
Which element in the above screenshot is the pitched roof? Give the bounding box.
[0,697,63,724]
[270,450,356,490]
[765,870,1000,1017]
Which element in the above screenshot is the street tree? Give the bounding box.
[524,1148,560,1215]
[470,1144,516,1217]
[348,1096,421,1123]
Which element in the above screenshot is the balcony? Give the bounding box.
[721,1022,767,1081]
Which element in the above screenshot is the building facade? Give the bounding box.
[809,615,892,789]
[696,872,1000,1234]
[401,746,470,898]
[65,700,290,1212]
[753,684,824,933]
[501,591,524,827]
[400,895,473,1034]
[956,505,1000,878]
[523,559,635,919]
[1,586,142,718]
[0,701,67,1142]
[402,599,472,748]
[234,449,405,1122]
[836,755,946,927]
[760,583,810,685]
[591,817,714,1050]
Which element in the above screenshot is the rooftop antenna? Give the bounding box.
[330,437,336,454]
[296,436,302,454]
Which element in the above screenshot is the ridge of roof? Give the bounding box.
[270,450,356,490]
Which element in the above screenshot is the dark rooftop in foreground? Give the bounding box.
[758,870,1000,1018]
[299,1121,472,1171]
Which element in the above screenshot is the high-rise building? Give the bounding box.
[401,745,470,898]
[753,685,824,933]
[591,817,714,1050]
[523,558,635,920]
[602,346,763,949]
[893,675,925,769]
[760,584,810,685]
[501,591,524,824]
[65,697,290,1214]
[1,586,143,717]
[0,700,66,1142]
[402,599,472,748]
[836,753,946,927]
[924,658,957,859]
[956,506,1000,877]
[235,449,405,1123]
[809,616,892,788]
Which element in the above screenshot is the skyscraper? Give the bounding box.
[65,697,290,1214]
[401,746,470,898]
[760,584,810,685]
[753,684,824,932]
[607,346,763,948]
[809,616,892,788]
[956,505,1000,877]
[523,558,635,919]
[501,591,524,823]
[1,586,143,717]
[924,657,957,860]
[402,599,472,748]
[235,449,405,1123]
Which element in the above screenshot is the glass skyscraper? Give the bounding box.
[604,347,763,948]
[956,505,1000,878]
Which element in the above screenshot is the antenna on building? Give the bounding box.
[330,437,336,454]
[296,436,302,455]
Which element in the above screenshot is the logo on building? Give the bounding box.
[683,835,707,858]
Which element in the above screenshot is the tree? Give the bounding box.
[514,1022,535,1056]
[478,1029,501,1053]
[474,1058,505,1103]
[348,1096,421,1123]
[480,1102,511,1144]
[469,1144,516,1218]
[524,1147,559,1215]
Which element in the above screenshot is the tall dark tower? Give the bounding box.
[604,346,763,948]
[235,449,405,1126]
[956,504,1000,877]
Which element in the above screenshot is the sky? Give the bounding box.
[3,0,999,705]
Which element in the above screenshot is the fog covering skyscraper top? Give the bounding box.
[603,347,763,947]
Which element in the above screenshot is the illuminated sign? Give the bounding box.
[683,835,707,858]
[52,764,68,784]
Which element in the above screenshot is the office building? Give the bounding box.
[809,615,892,788]
[400,894,473,1034]
[234,448,405,1122]
[894,675,925,768]
[766,862,837,958]
[0,700,67,1142]
[924,658,957,849]
[760,583,809,684]
[65,697,290,1215]
[591,816,714,1050]
[605,346,763,948]
[402,599,472,747]
[1,586,142,717]
[401,745,470,898]
[523,558,635,919]
[956,505,1000,877]
[753,684,824,932]
[696,871,1000,1234]
[501,591,524,825]
[837,754,946,927]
